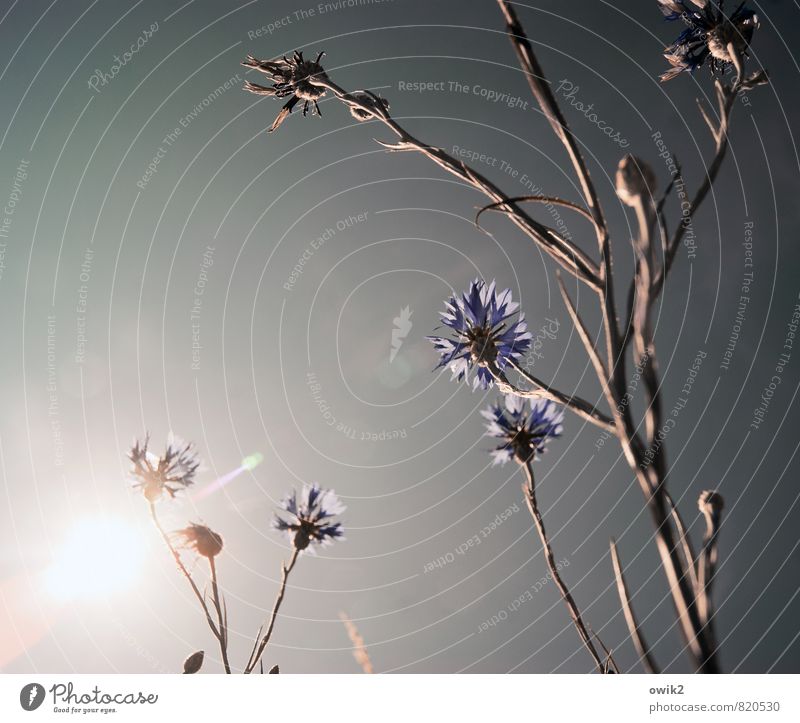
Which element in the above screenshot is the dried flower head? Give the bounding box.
[175,523,224,559]
[482,395,564,465]
[428,279,532,391]
[658,1,759,82]
[273,483,345,551]
[615,155,657,206]
[241,50,328,131]
[129,435,200,502]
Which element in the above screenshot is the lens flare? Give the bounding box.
[192,453,264,501]
[242,452,263,471]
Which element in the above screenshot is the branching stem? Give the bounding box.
[245,548,300,674]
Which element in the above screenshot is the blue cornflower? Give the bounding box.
[481,395,564,465]
[129,435,200,502]
[657,1,758,82]
[428,279,532,391]
[273,483,345,551]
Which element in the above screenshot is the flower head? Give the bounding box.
[273,483,345,551]
[481,395,564,465]
[175,523,224,559]
[242,51,328,131]
[428,279,532,390]
[129,435,200,502]
[657,1,759,82]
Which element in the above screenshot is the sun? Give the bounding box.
[43,517,145,602]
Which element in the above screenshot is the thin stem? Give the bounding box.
[245,548,300,674]
[664,491,700,594]
[622,164,681,358]
[521,460,605,673]
[307,76,601,287]
[603,52,746,673]
[494,0,620,411]
[697,496,723,642]
[209,557,231,674]
[475,195,601,230]
[610,538,659,674]
[653,46,744,300]
[148,503,221,640]
[630,194,667,477]
[491,359,615,432]
[495,0,607,233]
[608,410,717,671]
[555,272,615,414]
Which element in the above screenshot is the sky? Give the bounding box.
[0,0,798,674]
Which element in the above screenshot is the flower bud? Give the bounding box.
[177,523,223,558]
[348,92,389,121]
[615,155,656,207]
[183,650,204,674]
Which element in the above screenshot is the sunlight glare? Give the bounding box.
[43,517,144,602]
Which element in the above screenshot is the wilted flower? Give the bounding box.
[129,435,200,502]
[273,484,345,551]
[481,395,564,465]
[241,50,327,131]
[657,1,759,82]
[615,155,657,206]
[175,523,224,558]
[428,279,532,390]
